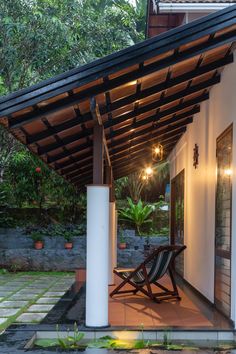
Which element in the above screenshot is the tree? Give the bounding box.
[0,0,146,200]
[0,126,18,183]
[0,0,146,95]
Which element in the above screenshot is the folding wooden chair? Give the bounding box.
[110,245,186,303]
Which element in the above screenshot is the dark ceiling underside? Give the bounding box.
[0,5,236,188]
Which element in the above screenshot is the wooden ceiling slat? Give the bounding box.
[24,54,232,146]
[48,105,196,164]
[60,124,188,179]
[38,81,209,158]
[108,94,205,140]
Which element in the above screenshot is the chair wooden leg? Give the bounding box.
[168,268,181,300]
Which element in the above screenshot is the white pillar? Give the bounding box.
[109,202,116,285]
[114,209,118,268]
[86,185,109,327]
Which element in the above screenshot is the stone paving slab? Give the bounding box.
[43,291,65,297]
[36,297,60,304]
[0,318,8,325]
[0,286,21,292]
[0,308,21,317]
[27,283,53,289]
[0,301,29,308]
[0,297,3,302]
[49,285,71,290]
[17,289,44,295]
[0,291,14,297]
[27,304,54,312]
[9,294,38,300]
[15,312,47,323]
[4,282,28,287]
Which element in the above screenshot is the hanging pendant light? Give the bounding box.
[139,166,153,182]
[152,143,164,162]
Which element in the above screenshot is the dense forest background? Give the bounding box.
[0,0,169,233]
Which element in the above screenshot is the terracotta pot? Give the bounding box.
[118,242,126,250]
[65,242,73,249]
[34,241,43,250]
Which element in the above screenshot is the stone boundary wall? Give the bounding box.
[0,228,169,271]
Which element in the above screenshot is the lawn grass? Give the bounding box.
[17,271,73,276]
[0,269,73,276]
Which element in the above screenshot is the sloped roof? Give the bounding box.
[0,5,236,187]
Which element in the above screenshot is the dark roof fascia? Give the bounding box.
[0,4,235,114]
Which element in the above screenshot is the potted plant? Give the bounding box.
[118,229,127,250]
[64,231,73,249]
[31,231,44,250]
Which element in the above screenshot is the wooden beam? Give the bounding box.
[24,55,232,144]
[93,122,104,184]
[111,139,178,164]
[108,93,207,140]
[108,118,189,149]
[43,95,202,163]
[36,76,216,155]
[52,109,191,170]
[90,97,111,168]
[59,132,182,179]
[62,126,187,181]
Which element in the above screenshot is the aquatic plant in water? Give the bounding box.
[56,323,84,349]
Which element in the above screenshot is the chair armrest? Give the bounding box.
[114,267,135,273]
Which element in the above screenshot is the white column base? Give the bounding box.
[86,185,109,327]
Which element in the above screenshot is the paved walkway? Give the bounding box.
[0,273,74,329]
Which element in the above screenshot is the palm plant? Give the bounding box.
[119,197,155,235]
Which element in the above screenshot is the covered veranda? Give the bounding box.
[0,5,236,330]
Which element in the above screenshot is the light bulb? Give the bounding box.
[224,168,232,176]
[145,167,153,176]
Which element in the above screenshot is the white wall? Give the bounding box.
[169,51,236,323]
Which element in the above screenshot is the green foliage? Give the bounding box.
[0,0,146,222]
[56,323,85,350]
[119,227,126,243]
[31,231,44,242]
[119,197,155,235]
[24,223,86,238]
[163,329,172,346]
[0,189,14,227]
[7,150,50,208]
[5,150,86,224]
[115,162,170,202]
[0,0,145,95]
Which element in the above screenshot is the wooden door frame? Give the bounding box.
[214,123,233,318]
[170,169,185,276]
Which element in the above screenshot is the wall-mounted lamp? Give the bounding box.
[193,144,199,169]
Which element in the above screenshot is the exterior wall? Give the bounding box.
[169,51,236,323]
[182,12,211,24]
[0,228,168,271]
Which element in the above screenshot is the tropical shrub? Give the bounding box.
[119,198,155,235]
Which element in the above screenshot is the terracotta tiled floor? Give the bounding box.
[108,275,229,329]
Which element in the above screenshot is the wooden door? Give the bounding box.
[215,125,232,318]
[171,170,185,277]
